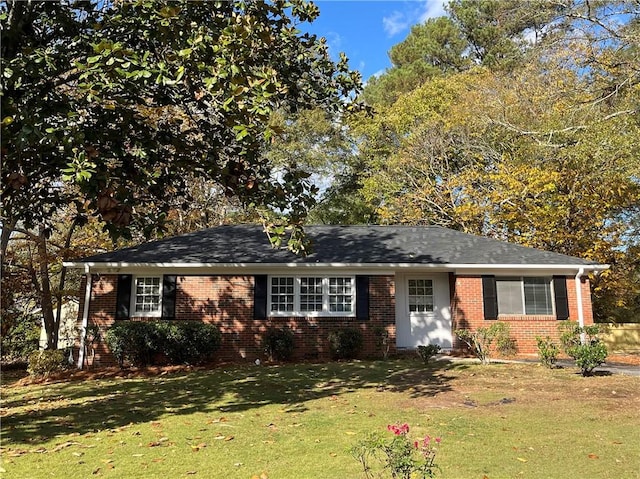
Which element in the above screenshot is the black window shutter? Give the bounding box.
[254,275,268,319]
[116,274,132,319]
[553,275,570,320]
[482,275,498,320]
[356,276,370,320]
[162,275,177,319]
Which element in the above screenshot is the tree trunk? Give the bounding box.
[36,227,58,350]
[54,217,79,342]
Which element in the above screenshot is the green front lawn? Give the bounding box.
[1,359,639,478]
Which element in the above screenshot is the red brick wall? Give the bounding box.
[451,275,595,355]
[80,274,396,367]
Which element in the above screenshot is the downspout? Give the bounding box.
[575,267,585,344]
[77,264,92,369]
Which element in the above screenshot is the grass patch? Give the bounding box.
[1,360,639,478]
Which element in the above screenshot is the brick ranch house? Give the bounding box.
[65,225,608,367]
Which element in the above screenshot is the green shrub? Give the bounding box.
[455,322,516,365]
[262,327,296,361]
[417,344,441,364]
[105,321,221,367]
[328,328,363,360]
[27,349,69,377]
[536,336,559,368]
[105,321,159,367]
[157,321,222,365]
[558,321,608,376]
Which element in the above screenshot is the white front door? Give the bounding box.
[396,273,452,349]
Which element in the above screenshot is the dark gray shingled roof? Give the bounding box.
[74,224,599,266]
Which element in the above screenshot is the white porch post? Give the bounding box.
[77,264,92,369]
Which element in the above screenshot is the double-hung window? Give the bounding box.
[270,276,355,316]
[496,277,554,316]
[133,276,162,316]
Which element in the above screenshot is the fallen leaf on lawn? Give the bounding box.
[100,459,114,464]
[72,452,84,457]
[152,458,164,463]
[234,462,243,467]
[482,476,489,479]
[158,437,169,442]
[588,454,599,459]
[132,454,143,457]
[214,435,226,440]
[52,441,80,452]
[148,442,161,447]
[262,440,275,445]
[330,453,337,457]
[613,441,623,445]
[8,450,28,457]
[0,467,5,474]
[224,436,234,441]
[345,431,356,435]
[186,471,197,475]
[92,468,101,475]
[516,457,528,462]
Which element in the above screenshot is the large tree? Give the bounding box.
[1,0,362,252]
[350,0,640,321]
[1,0,363,348]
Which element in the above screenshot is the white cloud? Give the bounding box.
[383,1,448,38]
[383,11,410,37]
[418,0,447,23]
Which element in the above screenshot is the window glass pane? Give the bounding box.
[524,277,553,315]
[134,277,161,313]
[270,277,295,312]
[496,279,523,315]
[300,277,323,312]
[408,279,434,312]
[328,277,353,312]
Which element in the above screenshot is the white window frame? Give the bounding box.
[131,276,163,317]
[496,276,555,316]
[407,278,435,313]
[268,275,356,317]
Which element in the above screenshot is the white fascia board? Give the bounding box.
[63,261,609,276]
[451,264,609,276]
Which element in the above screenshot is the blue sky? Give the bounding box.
[303,1,448,81]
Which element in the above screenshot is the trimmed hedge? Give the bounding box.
[328,327,363,360]
[262,327,296,361]
[105,321,221,367]
[155,321,222,365]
